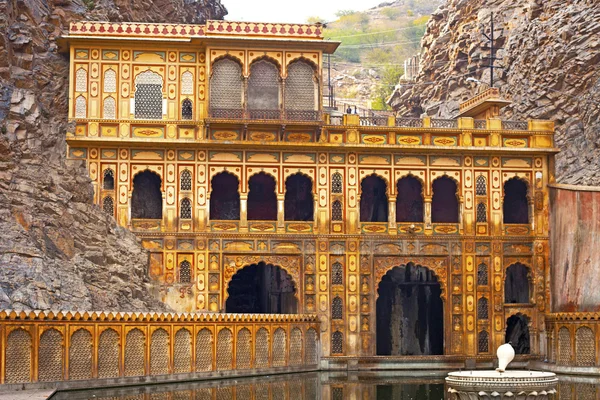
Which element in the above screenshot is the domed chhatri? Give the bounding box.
[446,344,557,399]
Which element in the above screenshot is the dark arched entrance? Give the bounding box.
[247,173,277,221]
[506,314,530,354]
[505,263,530,303]
[376,263,444,355]
[131,170,162,219]
[210,172,240,220]
[225,262,297,314]
[360,174,388,222]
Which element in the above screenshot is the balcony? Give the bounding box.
[208,108,322,123]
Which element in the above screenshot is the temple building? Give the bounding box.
[59,19,556,363]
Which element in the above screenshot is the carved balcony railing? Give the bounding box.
[329,115,343,126]
[395,117,424,128]
[474,120,487,129]
[502,120,529,131]
[0,310,320,387]
[208,108,322,122]
[359,116,388,126]
[248,109,282,120]
[430,118,458,129]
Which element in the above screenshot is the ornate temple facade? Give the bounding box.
[62,20,556,361]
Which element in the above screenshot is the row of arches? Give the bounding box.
[4,325,319,384]
[110,168,530,224]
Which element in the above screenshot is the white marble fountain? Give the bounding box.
[446,343,558,399]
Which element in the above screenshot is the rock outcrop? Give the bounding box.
[389,0,600,184]
[0,0,227,311]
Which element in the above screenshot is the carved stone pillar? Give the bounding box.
[277,194,285,230]
[239,194,248,231]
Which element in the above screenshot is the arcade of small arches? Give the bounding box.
[98,168,532,226]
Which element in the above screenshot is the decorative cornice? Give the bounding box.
[546,312,600,322]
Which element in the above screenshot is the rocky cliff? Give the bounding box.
[0,0,227,311]
[389,0,600,185]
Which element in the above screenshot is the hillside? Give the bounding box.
[320,0,443,111]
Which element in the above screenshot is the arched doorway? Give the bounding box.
[225,262,297,314]
[131,170,162,219]
[396,175,424,222]
[284,173,314,221]
[505,263,530,303]
[503,178,529,224]
[432,176,459,223]
[506,314,530,354]
[376,263,444,355]
[360,175,388,222]
[247,173,277,221]
[210,172,240,220]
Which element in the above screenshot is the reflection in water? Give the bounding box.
[49,372,600,400]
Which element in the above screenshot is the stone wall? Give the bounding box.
[389,0,600,185]
[0,0,226,311]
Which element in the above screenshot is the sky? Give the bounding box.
[223,0,384,24]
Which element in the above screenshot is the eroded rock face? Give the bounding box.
[0,0,226,311]
[389,0,600,185]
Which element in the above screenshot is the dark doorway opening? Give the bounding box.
[505,263,530,303]
[225,262,297,314]
[284,173,314,221]
[131,170,162,219]
[396,176,424,222]
[210,172,240,220]
[247,172,277,221]
[506,314,530,354]
[503,178,529,224]
[376,263,444,355]
[432,176,458,223]
[360,175,388,222]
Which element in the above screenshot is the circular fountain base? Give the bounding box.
[446,370,558,399]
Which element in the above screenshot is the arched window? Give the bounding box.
[331,200,343,221]
[102,196,114,215]
[248,60,280,118]
[505,263,530,303]
[180,198,192,219]
[477,297,488,320]
[431,176,459,223]
[331,172,343,193]
[506,314,530,354]
[75,95,86,118]
[134,70,163,119]
[331,331,343,354]
[360,175,388,222]
[75,68,87,92]
[179,260,191,283]
[103,69,116,93]
[210,172,240,220]
[332,296,343,320]
[503,178,529,224]
[284,173,314,221]
[209,58,243,115]
[103,169,115,190]
[181,99,193,120]
[477,263,488,286]
[396,176,423,222]
[131,170,162,219]
[478,331,489,353]
[181,71,193,95]
[332,262,343,285]
[476,175,487,196]
[103,96,116,119]
[247,172,277,221]
[476,202,487,222]
[285,60,317,120]
[180,170,192,191]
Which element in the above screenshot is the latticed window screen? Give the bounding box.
[332,296,343,320]
[103,196,114,215]
[103,168,114,190]
[476,175,487,196]
[331,200,343,221]
[477,297,489,319]
[331,331,343,354]
[558,327,572,364]
[75,68,87,92]
[285,61,316,111]
[103,69,116,93]
[210,58,243,110]
[478,331,489,353]
[477,202,487,222]
[180,170,192,191]
[5,329,31,384]
[179,260,191,283]
[332,262,343,285]
[103,96,116,119]
[75,95,86,118]
[331,387,344,400]
[332,172,343,193]
[38,329,63,382]
[180,198,192,219]
[477,263,488,286]
[181,99,193,120]
[181,71,193,95]
[134,71,163,119]
[248,60,280,111]
[575,327,595,366]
